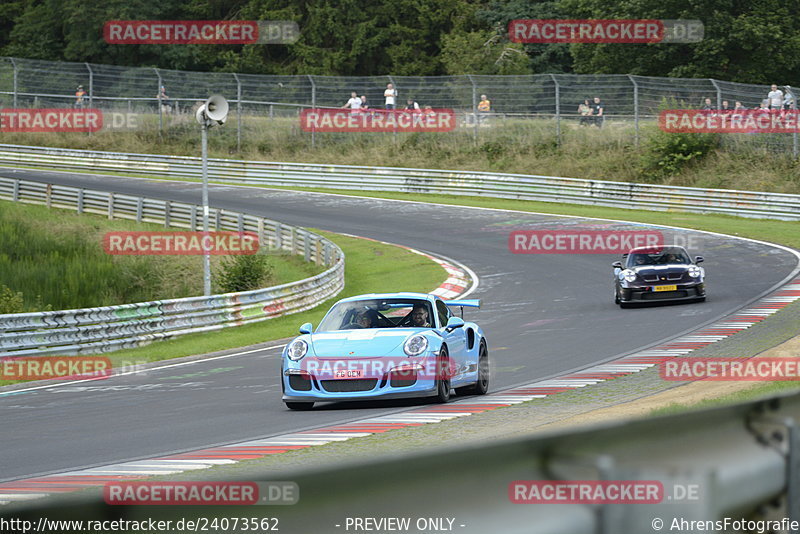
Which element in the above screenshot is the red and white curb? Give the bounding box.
[2,279,798,505]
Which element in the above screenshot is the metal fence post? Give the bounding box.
[154,68,163,134]
[388,75,398,144]
[628,74,640,147]
[233,73,242,152]
[467,74,478,145]
[550,74,561,147]
[85,62,93,109]
[308,75,316,148]
[10,58,17,108]
[710,79,722,110]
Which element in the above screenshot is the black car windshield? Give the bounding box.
[316,298,435,332]
[627,247,691,267]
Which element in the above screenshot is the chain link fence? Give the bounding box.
[0,56,796,155]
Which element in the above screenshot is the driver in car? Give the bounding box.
[410,305,431,328]
[357,311,373,328]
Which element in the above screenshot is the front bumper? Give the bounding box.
[281,356,439,403]
[619,282,705,303]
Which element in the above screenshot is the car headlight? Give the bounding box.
[404,334,428,357]
[287,339,308,361]
[688,265,702,278]
[622,269,637,283]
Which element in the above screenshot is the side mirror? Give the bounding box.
[612,261,623,268]
[299,323,313,334]
[445,316,465,332]
[694,256,704,264]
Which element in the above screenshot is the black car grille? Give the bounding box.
[289,374,312,391]
[389,370,418,388]
[642,290,688,300]
[641,272,685,282]
[320,379,378,392]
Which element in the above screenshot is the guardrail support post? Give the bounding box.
[275,223,283,251]
[77,189,84,214]
[136,198,143,222]
[549,74,561,147]
[628,74,640,147]
[237,213,244,233]
[164,200,171,228]
[304,234,311,262]
[215,208,222,231]
[12,180,19,202]
[467,74,478,145]
[108,192,114,220]
[45,184,52,208]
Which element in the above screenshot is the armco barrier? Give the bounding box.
[0,143,798,220]
[0,177,344,357]
[6,387,800,532]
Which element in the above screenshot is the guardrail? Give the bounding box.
[7,386,800,532]
[0,177,345,357]
[0,143,798,221]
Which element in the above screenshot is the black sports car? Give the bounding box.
[613,246,706,307]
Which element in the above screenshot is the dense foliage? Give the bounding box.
[1,0,798,81]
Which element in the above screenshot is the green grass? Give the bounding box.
[2,115,799,194]
[650,381,800,416]
[0,230,447,385]
[0,200,323,312]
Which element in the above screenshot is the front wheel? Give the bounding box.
[435,347,452,403]
[285,401,314,411]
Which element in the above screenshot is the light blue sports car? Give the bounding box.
[281,292,488,410]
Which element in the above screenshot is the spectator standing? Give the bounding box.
[477,94,491,124]
[74,85,86,109]
[768,84,784,110]
[783,86,796,110]
[720,100,731,112]
[591,96,604,127]
[342,91,362,111]
[359,95,369,110]
[404,98,420,111]
[157,85,171,114]
[578,98,592,125]
[384,83,398,110]
[701,97,715,111]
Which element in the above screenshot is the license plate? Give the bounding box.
[653,285,678,292]
[334,369,363,379]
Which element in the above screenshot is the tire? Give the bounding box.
[285,401,314,411]
[464,341,489,395]
[435,346,452,403]
[614,286,620,305]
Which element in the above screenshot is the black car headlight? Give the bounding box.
[287,339,308,361]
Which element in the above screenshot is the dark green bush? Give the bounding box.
[216,254,275,293]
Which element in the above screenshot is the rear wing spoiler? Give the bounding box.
[444,299,480,308]
[444,300,480,318]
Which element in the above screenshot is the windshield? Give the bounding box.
[627,247,691,267]
[316,298,435,332]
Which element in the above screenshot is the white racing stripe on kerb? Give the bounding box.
[78,469,188,475]
[0,494,48,501]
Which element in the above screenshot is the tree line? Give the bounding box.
[1,0,798,83]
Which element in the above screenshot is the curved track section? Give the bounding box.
[0,167,797,482]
